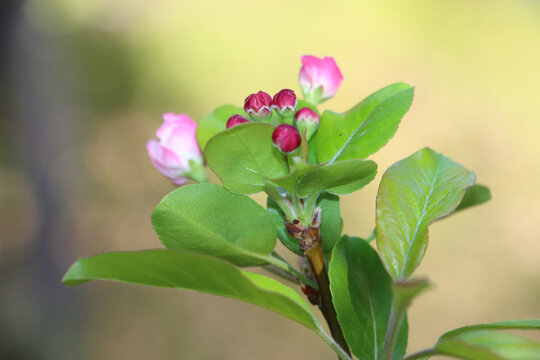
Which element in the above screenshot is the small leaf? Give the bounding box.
[205,123,288,194]
[152,184,276,266]
[376,148,476,280]
[196,105,246,151]
[62,250,321,331]
[314,83,414,164]
[418,320,540,360]
[392,279,431,310]
[455,184,491,213]
[329,236,408,360]
[267,197,303,256]
[266,193,341,255]
[271,159,377,197]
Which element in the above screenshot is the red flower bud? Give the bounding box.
[294,107,319,125]
[244,91,273,120]
[226,114,250,128]
[272,89,297,116]
[272,124,301,154]
[294,107,320,141]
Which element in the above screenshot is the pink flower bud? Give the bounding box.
[294,107,320,141]
[226,114,250,128]
[272,124,301,154]
[146,113,205,186]
[294,107,319,125]
[272,89,297,117]
[244,91,273,120]
[299,55,343,104]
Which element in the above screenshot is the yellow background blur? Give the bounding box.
[1,0,539,359]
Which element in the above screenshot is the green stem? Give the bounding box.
[365,228,376,242]
[381,304,407,360]
[319,328,353,360]
[266,254,317,289]
[265,185,296,220]
[263,265,298,285]
[402,348,438,360]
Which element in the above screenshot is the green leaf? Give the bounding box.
[416,320,540,360]
[376,147,476,280]
[205,123,288,194]
[62,249,353,360]
[455,184,491,213]
[318,192,342,254]
[314,83,414,164]
[152,183,276,266]
[196,105,246,151]
[266,192,341,255]
[62,249,320,329]
[329,236,408,360]
[271,159,377,197]
[392,279,431,311]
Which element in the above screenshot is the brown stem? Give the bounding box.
[305,242,350,357]
[287,217,351,357]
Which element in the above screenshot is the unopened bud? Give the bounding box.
[272,124,301,154]
[272,89,297,117]
[244,91,273,120]
[294,107,320,141]
[226,114,250,128]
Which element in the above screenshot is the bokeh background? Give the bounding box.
[1,0,539,359]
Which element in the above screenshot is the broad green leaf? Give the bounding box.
[455,184,491,213]
[418,320,540,360]
[376,148,476,280]
[152,184,276,266]
[326,163,377,196]
[196,105,246,151]
[329,236,408,360]
[62,250,352,360]
[205,123,288,194]
[271,159,377,197]
[267,192,341,255]
[314,83,414,164]
[62,249,320,330]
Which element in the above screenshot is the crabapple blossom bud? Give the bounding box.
[146,113,206,186]
[226,114,250,128]
[294,107,320,141]
[272,124,301,154]
[272,89,297,117]
[244,91,273,120]
[299,55,343,104]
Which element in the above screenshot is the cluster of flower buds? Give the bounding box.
[147,55,342,185]
[235,88,322,154]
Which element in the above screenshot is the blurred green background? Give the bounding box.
[1,0,539,359]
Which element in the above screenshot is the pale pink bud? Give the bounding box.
[294,107,319,125]
[226,114,250,128]
[244,91,273,120]
[299,55,343,104]
[294,107,320,141]
[146,113,204,186]
[272,89,297,117]
[272,124,301,154]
